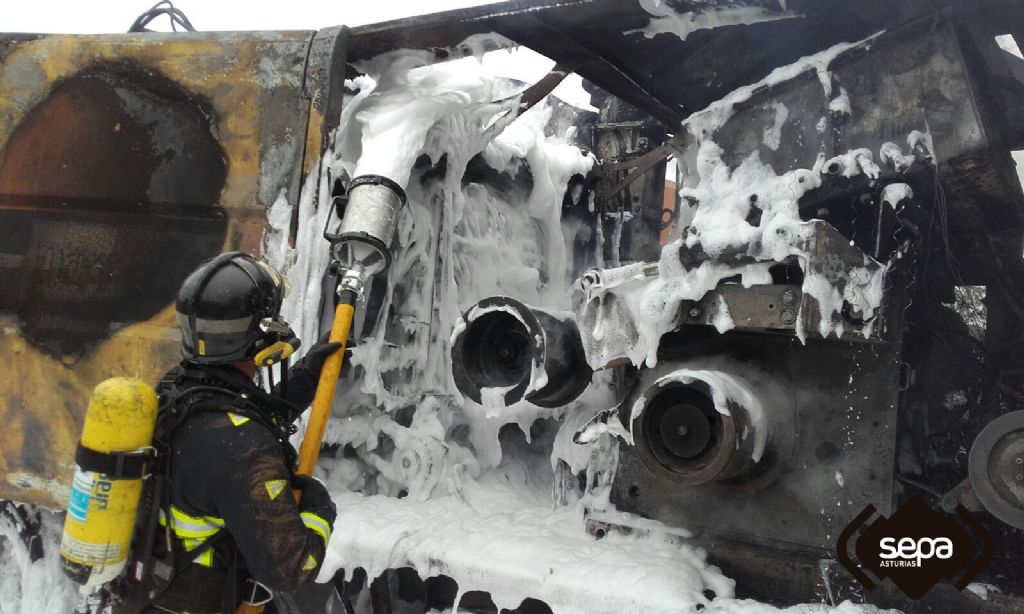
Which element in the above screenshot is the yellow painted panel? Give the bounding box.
[0,31,321,507]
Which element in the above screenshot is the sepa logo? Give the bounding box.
[837,495,993,599]
[878,536,952,568]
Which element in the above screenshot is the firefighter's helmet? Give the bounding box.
[175,252,294,364]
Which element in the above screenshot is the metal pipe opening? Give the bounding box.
[450,296,592,409]
[630,370,766,485]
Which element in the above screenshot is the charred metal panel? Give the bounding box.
[701,14,1022,282]
[346,0,966,126]
[347,0,1024,144]
[612,324,903,550]
[0,31,321,507]
[601,11,1024,606]
[301,26,351,176]
[0,64,229,352]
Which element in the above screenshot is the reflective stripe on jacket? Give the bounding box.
[157,409,329,594]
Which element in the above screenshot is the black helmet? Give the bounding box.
[175,252,294,364]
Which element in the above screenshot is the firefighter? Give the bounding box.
[147,252,339,614]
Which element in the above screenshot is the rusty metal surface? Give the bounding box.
[0,30,321,507]
[681,285,802,333]
[679,282,883,341]
[302,26,350,170]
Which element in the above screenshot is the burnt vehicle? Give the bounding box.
[437,0,1024,611]
[1,0,1023,613]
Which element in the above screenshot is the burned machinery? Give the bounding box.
[451,4,1024,611]
[2,0,1024,611]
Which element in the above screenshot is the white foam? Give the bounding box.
[345,53,517,189]
[878,142,915,172]
[684,31,883,138]
[824,148,879,180]
[881,183,913,209]
[0,510,79,614]
[712,300,736,334]
[966,583,1000,601]
[325,50,595,483]
[319,474,735,614]
[763,102,790,151]
[828,87,851,117]
[627,0,801,42]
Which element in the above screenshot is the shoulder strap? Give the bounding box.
[173,366,301,468]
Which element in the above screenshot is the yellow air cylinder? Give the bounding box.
[60,377,158,590]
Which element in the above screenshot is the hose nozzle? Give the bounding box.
[324,174,407,295]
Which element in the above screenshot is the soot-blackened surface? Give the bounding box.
[0,62,229,355]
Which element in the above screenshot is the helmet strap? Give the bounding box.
[279,356,289,399]
[262,360,275,394]
[258,355,291,399]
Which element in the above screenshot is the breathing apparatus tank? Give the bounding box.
[60,377,158,590]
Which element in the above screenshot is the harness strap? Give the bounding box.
[74,444,153,479]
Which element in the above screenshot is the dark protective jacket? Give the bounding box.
[147,362,333,614]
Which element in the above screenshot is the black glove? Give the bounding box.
[292,474,337,529]
[275,339,347,411]
[302,339,346,375]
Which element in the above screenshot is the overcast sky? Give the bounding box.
[4,1,506,34]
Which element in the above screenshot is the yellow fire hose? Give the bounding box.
[296,297,356,485]
[238,295,356,614]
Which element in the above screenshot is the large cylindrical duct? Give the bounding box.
[629,369,768,485]
[450,296,592,408]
